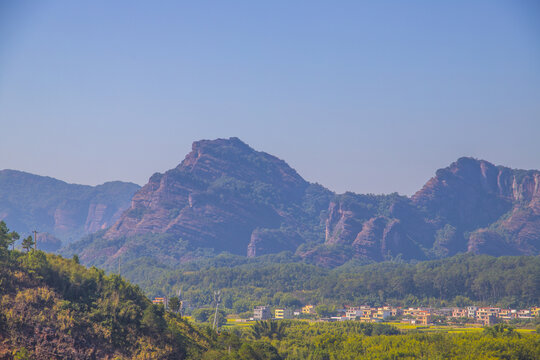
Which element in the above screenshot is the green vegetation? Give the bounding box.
[132,253,539,311]
[211,321,539,360]
[267,321,539,360]
[0,221,280,359]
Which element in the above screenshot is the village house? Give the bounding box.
[517,309,532,319]
[466,306,478,318]
[452,308,467,318]
[374,309,391,321]
[498,309,513,320]
[345,307,361,320]
[476,308,498,326]
[253,306,271,320]
[383,306,402,317]
[275,308,293,319]
[416,310,432,325]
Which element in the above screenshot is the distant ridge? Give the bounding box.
[0,169,140,245]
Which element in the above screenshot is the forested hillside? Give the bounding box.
[136,254,539,311]
[0,221,280,359]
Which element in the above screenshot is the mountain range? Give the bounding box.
[0,170,139,250]
[56,137,539,268]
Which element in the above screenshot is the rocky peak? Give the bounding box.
[103,138,315,257]
[178,137,308,193]
[415,157,540,204]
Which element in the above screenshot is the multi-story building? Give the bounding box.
[476,308,499,326]
[466,306,478,318]
[254,306,271,320]
[498,309,512,320]
[275,308,293,319]
[517,309,532,319]
[531,307,540,317]
[452,308,467,318]
[375,309,391,320]
[302,305,315,315]
[402,308,415,317]
[416,311,432,325]
[360,308,374,322]
[345,307,361,320]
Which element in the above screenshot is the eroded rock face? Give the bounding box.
[412,157,540,256]
[247,228,304,257]
[101,138,325,260]
[319,158,540,264]
[322,196,430,262]
[412,158,514,230]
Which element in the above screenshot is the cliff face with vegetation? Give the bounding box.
[71,138,332,267]
[65,138,540,268]
[303,157,540,264]
[0,170,139,245]
[412,157,540,257]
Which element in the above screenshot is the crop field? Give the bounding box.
[216,319,538,335]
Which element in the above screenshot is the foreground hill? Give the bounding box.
[0,221,290,359]
[0,255,206,359]
[0,221,218,359]
[65,138,540,268]
[0,170,139,247]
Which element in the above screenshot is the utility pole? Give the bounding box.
[212,290,221,330]
[33,230,37,250]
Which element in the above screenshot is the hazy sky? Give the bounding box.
[1,1,539,195]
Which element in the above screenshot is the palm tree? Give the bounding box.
[250,320,288,340]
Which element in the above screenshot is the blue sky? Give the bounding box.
[1,0,539,195]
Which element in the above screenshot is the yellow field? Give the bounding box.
[188,318,538,334]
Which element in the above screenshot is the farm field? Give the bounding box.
[216,318,538,334]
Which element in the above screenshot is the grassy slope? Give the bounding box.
[0,249,211,359]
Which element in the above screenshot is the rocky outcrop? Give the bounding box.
[412,158,514,229]
[0,170,139,245]
[412,157,540,256]
[352,216,388,260]
[247,228,304,257]
[318,158,539,264]
[322,195,430,262]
